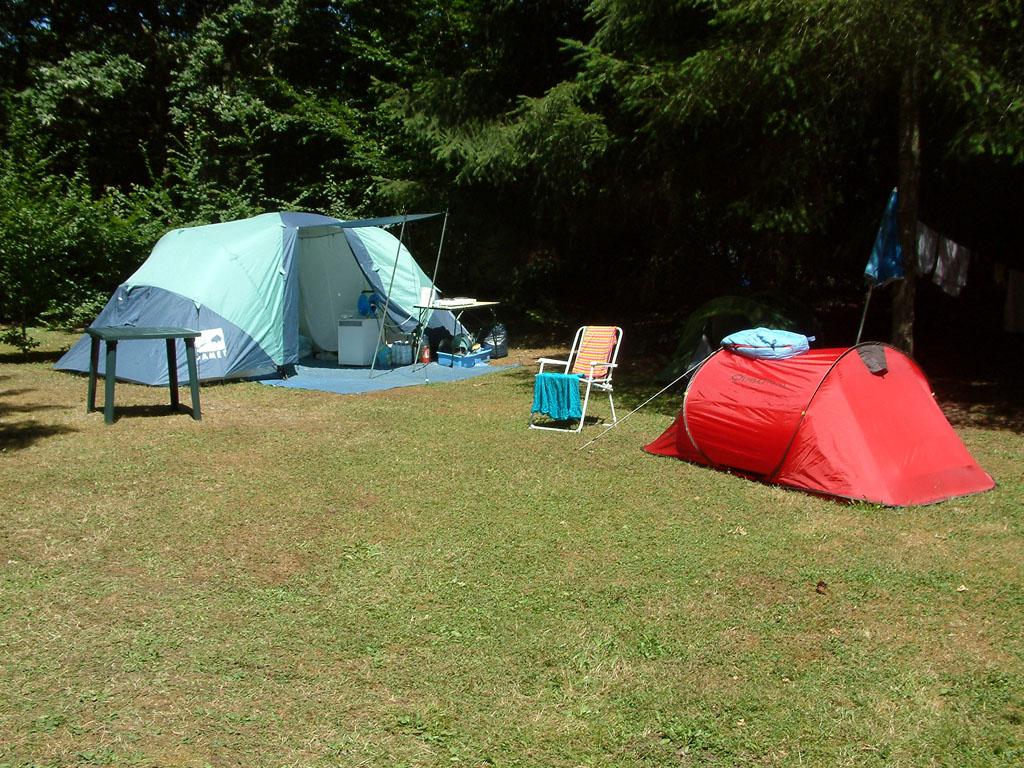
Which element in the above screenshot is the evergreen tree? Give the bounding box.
[570,0,1024,350]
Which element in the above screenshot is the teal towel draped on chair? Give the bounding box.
[532,372,582,421]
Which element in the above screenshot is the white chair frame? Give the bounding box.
[529,325,623,433]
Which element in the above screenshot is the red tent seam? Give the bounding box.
[763,345,868,482]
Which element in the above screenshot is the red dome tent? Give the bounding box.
[645,343,994,506]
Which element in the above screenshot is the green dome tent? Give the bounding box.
[659,294,814,382]
[55,212,456,385]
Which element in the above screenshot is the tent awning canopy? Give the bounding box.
[294,213,443,238]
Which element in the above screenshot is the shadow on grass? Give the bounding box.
[0,420,78,451]
[0,386,78,451]
[0,348,67,365]
[933,378,1024,434]
[96,403,200,423]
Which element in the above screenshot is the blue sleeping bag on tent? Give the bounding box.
[721,328,813,359]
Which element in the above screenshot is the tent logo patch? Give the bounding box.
[731,373,792,391]
[197,328,227,360]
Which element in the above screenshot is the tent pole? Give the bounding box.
[425,209,450,329]
[855,283,874,345]
[413,209,450,375]
[428,209,449,299]
[370,213,408,377]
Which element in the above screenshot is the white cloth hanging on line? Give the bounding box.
[916,222,939,276]
[933,237,971,296]
[916,221,971,295]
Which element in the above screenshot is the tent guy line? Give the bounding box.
[578,351,714,451]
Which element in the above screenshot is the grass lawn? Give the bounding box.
[2,329,1022,767]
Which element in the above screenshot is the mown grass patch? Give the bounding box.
[2,329,1022,766]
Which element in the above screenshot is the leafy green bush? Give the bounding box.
[0,326,41,355]
[0,122,164,345]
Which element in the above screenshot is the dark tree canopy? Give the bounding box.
[1,0,1022,360]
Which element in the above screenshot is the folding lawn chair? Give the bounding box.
[529,325,623,432]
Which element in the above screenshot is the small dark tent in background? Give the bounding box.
[646,343,994,506]
[55,212,458,385]
[659,294,814,382]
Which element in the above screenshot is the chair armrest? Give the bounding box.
[537,357,569,374]
[580,361,617,382]
[584,361,618,372]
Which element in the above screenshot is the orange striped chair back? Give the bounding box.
[571,326,619,379]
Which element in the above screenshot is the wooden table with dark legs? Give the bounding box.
[86,326,202,424]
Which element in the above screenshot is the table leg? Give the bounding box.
[447,310,467,367]
[414,308,427,364]
[166,338,180,410]
[184,338,201,420]
[103,340,118,424]
[87,337,99,413]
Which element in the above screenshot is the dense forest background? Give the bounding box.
[2,1,1023,373]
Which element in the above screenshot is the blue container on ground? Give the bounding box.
[436,345,492,368]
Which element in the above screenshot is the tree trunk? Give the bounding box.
[891,65,921,354]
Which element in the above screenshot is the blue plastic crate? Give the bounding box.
[436,345,492,368]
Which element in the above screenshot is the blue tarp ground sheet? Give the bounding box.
[259,358,515,395]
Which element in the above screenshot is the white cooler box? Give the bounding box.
[337,317,378,366]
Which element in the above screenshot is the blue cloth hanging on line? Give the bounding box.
[532,372,582,421]
[864,187,904,285]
